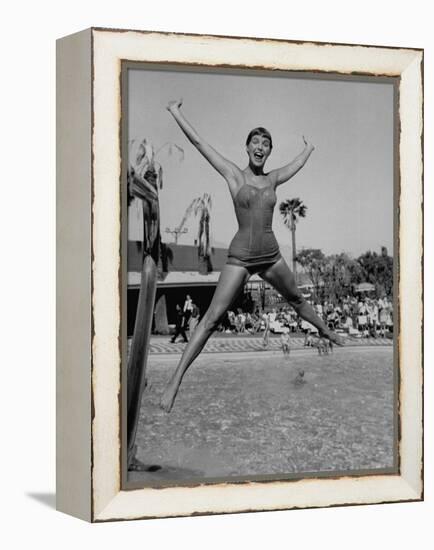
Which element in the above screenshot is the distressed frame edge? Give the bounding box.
[94,476,421,522]
[90,25,424,54]
[397,51,424,498]
[90,29,423,522]
[56,28,93,522]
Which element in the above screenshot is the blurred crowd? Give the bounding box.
[218,295,394,339]
[168,293,394,342]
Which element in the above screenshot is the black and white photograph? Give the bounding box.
[124,64,397,485]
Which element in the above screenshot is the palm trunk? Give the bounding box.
[197,213,207,275]
[291,219,297,283]
[127,253,158,465]
[154,293,169,334]
[204,216,210,256]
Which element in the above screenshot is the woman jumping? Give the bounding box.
[160,99,343,412]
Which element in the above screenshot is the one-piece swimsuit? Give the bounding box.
[227,182,281,274]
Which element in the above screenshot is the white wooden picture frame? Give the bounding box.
[56,27,423,522]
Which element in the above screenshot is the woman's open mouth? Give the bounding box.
[254,152,264,161]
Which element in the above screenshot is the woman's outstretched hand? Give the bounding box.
[167,99,183,112]
[302,135,315,151]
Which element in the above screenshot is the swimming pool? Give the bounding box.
[129,347,396,483]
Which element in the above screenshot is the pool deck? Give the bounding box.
[148,333,393,355]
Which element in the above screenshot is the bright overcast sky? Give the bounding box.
[128,67,394,258]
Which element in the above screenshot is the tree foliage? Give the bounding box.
[279,198,307,228]
[279,198,307,279]
[180,193,213,274]
[296,246,393,302]
[357,247,393,296]
[296,248,325,296]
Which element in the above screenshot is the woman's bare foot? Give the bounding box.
[321,330,345,346]
[160,379,180,413]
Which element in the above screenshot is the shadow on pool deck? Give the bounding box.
[128,463,205,484]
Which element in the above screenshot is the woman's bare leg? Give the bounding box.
[260,259,344,345]
[160,264,250,412]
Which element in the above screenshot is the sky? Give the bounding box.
[128,66,394,259]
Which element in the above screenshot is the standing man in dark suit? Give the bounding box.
[170,304,189,343]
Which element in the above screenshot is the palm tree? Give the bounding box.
[183,193,213,274]
[279,198,307,282]
[127,138,183,469]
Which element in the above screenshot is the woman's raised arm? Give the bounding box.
[167,100,241,188]
[269,136,315,187]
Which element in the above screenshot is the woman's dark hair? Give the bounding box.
[246,127,273,149]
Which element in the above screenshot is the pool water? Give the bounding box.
[130,347,395,483]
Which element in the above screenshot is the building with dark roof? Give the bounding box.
[127,241,314,335]
[127,242,263,335]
